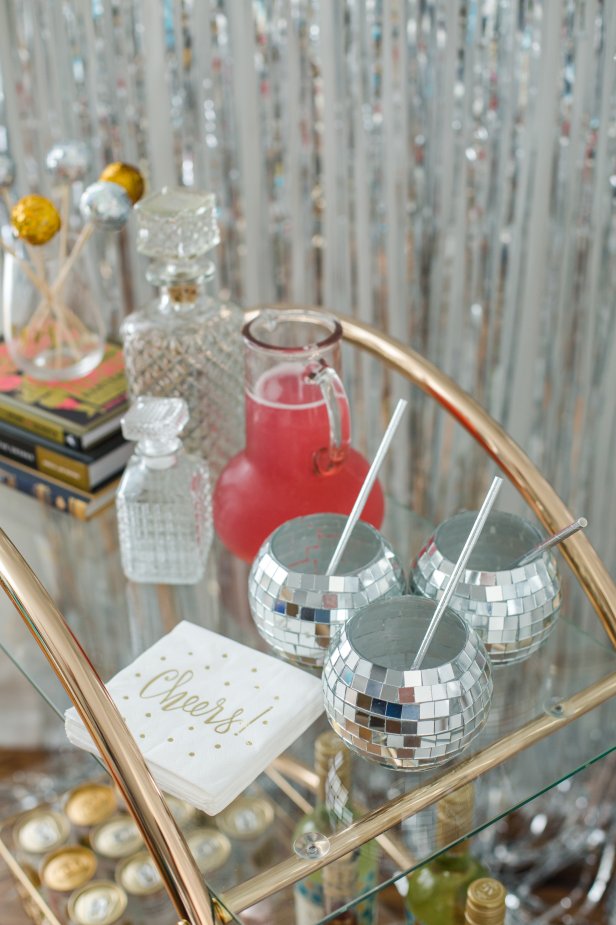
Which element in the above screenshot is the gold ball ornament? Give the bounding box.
[11,195,61,246]
[99,162,144,204]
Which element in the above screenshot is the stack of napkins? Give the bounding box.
[65,621,324,815]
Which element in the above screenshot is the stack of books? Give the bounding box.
[0,342,131,520]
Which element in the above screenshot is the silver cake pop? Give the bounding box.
[0,152,16,188]
[46,141,90,183]
[80,181,132,231]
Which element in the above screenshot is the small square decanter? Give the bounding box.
[121,187,244,480]
[116,397,213,584]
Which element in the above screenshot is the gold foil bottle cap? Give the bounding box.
[14,808,70,855]
[436,782,475,849]
[315,731,351,802]
[68,880,128,925]
[41,845,97,893]
[89,814,143,859]
[116,850,163,896]
[164,794,198,828]
[187,827,232,875]
[464,878,507,925]
[65,782,117,827]
[216,796,274,841]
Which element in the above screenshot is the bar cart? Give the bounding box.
[0,310,614,925]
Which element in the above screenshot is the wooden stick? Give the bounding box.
[25,243,82,361]
[57,185,70,266]
[2,225,94,366]
[32,221,98,359]
[0,240,48,294]
[1,188,13,217]
[27,242,46,287]
[51,222,94,297]
[0,242,85,353]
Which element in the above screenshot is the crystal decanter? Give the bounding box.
[116,396,213,584]
[121,187,244,480]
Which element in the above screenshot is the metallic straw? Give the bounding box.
[512,517,588,568]
[326,399,408,576]
[412,475,503,669]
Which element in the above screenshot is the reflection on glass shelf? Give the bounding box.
[0,483,615,925]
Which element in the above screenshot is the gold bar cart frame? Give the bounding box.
[0,311,614,925]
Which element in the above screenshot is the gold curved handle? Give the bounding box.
[335,312,616,647]
[0,529,216,925]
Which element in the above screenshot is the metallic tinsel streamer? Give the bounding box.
[0,0,614,594]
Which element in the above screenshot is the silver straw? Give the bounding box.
[412,475,504,669]
[511,517,588,568]
[326,399,408,577]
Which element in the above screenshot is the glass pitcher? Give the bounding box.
[213,308,384,561]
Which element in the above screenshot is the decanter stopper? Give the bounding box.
[121,396,188,455]
[135,187,220,265]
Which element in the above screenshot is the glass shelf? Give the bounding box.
[0,482,614,924]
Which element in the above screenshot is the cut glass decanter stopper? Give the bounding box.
[135,187,220,262]
[121,395,189,452]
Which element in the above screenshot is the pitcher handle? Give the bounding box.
[306,361,351,474]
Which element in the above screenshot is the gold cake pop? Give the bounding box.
[11,195,61,246]
[99,162,144,204]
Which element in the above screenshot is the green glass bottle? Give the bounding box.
[464,878,507,925]
[323,852,360,924]
[405,783,489,925]
[293,732,379,925]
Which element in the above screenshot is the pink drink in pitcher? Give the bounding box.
[214,311,384,562]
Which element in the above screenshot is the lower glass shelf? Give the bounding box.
[0,485,614,924]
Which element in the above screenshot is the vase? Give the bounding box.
[1,236,105,381]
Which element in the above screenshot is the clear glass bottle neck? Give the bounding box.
[135,437,183,467]
[146,259,216,314]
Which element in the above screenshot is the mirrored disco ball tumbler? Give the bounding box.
[323,596,493,770]
[249,513,405,669]
[409,511,561,665]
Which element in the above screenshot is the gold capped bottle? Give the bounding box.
[464,878,507,925]
[293,732,378,925]
[405,783,489,925]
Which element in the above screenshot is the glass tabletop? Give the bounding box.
[0,480,614,925]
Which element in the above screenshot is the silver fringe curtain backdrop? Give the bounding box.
[1,0,615,574]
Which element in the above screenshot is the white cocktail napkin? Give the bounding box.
[65,620,323,815]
